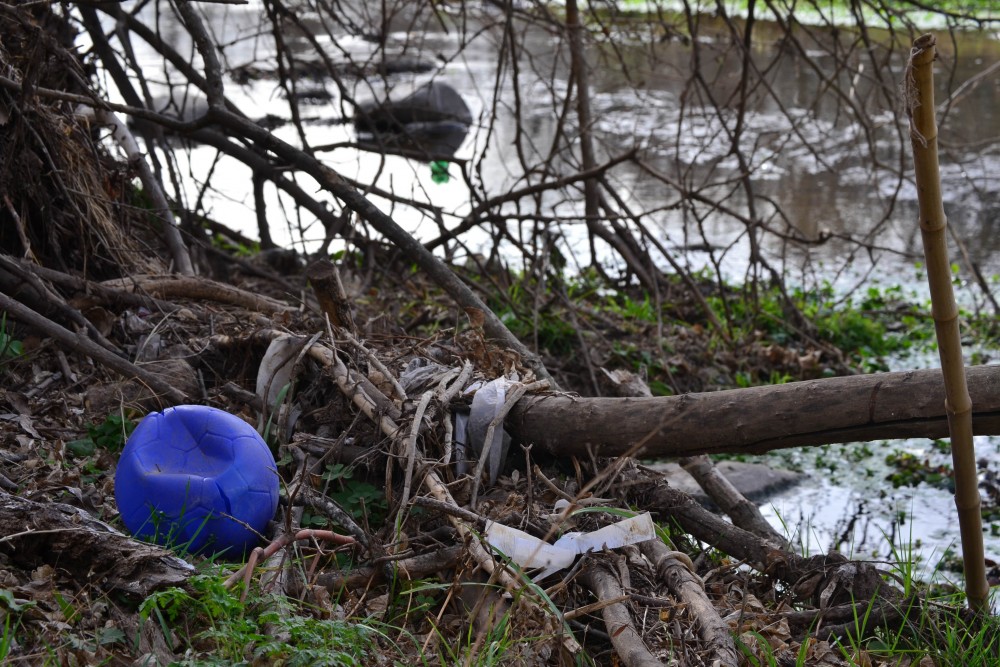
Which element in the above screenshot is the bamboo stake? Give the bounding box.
[905,33,988,612]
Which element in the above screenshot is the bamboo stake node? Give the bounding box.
[905,33,989,612]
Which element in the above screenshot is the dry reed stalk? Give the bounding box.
[905,33,988,611]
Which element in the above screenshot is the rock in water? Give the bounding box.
[354,81,472,158]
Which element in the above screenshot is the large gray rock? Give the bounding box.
[648,460,805,508]
[354,81,472,157]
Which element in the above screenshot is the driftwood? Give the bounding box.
[625,467,896,611]
[600,367,787,546]
[679,454,786,546]
[640,539,739,667]
[99,275,293,315]
[0,490,193,599]
[579,558,667,667]
[507,365,1000,457]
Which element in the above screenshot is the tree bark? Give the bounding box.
[0,490,193,599]
[640,539,739,667]
[507,365,1000,457]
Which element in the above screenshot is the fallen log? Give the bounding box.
[507,365,1000,457]
[0,490,193,599]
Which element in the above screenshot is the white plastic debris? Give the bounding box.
[453,409,470,475]
[256,335,301,409]
[484,520,577,572]
[467,377,514,485]
[484,512,657,581]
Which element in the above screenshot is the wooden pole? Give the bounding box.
[905,33,988,611]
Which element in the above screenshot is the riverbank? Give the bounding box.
[3,1,1000,664]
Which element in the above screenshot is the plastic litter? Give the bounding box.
[485,511,657,581]
[256,336,301,409]
[114,405,280,556]
[466,377,515,485]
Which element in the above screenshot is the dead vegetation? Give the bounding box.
[0,2,998,666]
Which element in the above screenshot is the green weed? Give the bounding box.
[299,463,388,530]
[211,233,259,258]
[0,590,33,661]
[87,410,138,451]
[67,410,139,458]
[141,570,378,666]
[604,292,657,323]
[0,312,23,363]
[884,450,954,491]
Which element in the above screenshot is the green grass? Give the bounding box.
[830,592,1000,666]
[740,506,1000,666]
[141,569,381,666]
[0,590,31,661]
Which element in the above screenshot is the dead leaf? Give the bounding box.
[464,307,485,330]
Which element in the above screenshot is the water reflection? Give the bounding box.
[122,2,1000,280]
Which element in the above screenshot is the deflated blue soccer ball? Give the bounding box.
[114,405,280,556]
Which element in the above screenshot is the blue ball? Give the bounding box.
[114,405,280,556]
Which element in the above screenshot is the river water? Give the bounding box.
[106,1,1000,579]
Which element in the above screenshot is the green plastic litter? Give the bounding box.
[430,160,450,184]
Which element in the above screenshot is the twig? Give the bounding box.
[100,275,291,314]
[437,361,473,466]
[579,558,666,667]
[411,496,487,529]
[339,328,407,402]
[81,107,193,275]
[175,1,224,109]
[641,539,739,667]
[299,486,370,551]
[563,594,629,621]
[316,546,463,591]
[0,254,120,354]
[224,529,356,596]
[0,291,187,405]
[533,464,574,502]
[436,359,474,405]
[396,391,433,527]
[2,193,34,262]
[680,454,787,547]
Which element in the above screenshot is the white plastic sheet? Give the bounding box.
[484,512,657,581]
[466,377,514,485]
